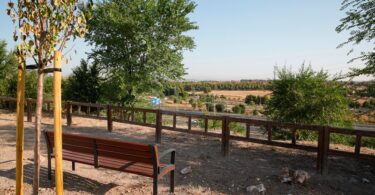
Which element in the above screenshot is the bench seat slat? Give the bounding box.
[95,139,151,151]
[98,150,153,164]
[52,150,95,165]
[97,145,152,158]
[98,157,160,177]
[49,138,94,148]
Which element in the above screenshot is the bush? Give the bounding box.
[266,65,352,127]
[203,86,211,93]
[232,104,246,114]
[253,109,260,116]
[215,103,225,112]
[206,103,214,112]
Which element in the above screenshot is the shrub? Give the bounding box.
[232,104,246,114]
[215,103,225,112]
[206,103,214,112]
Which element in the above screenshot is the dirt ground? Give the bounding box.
[193,90,272,100]
[1,110,375,195]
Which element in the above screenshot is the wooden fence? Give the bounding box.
[1,96,374,175]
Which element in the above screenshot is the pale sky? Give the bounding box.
[0,1,373,81]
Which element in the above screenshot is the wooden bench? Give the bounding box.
[43,130,176,195]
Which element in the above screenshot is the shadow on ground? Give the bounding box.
[0,163,117,194]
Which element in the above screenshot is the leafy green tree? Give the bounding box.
[86,0,197,105]
[63,60,101,103]
[0,40,17,96]
[266,66,352,127]
[336,0,375,76]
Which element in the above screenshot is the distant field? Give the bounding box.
[192,90,272,100]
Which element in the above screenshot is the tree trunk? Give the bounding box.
[33,70,44,195]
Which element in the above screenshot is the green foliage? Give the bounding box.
[0,40,17,96]
[86,0,197,105]
[362,99,375,108]
[245,95,269,105]
[336,0,375,77]
[229,122,245,134]
[62,60,101,103]
[215,103,225,112]
[8,0,93,67]
[266,65,353,127]
[203,86,212,93]
[232,104,246,114]
[198,119,222,130]
[206,103,214,112]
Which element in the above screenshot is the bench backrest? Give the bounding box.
[44,131,159,167]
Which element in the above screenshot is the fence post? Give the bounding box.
[143,111,147,124]
[27,98,32,122]
[155,110,162,143]
[291,128,296,145]
[267,125,272,142]
[47,102,50,112]
[204,117,208,133]
[317,126,329,175]
[107,105,113,132]
[66,101,72,126]
[246,123,250,138]
[355,134,362,158]
[221,116,230,156]
[173,114,177,129]
[188,116,192,131]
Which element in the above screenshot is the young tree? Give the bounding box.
[7,1,92,193]
[265,66,353,127]
[336,0,375,77]
[86,0,197,105]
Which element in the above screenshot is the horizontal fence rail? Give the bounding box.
[1,96,374,175]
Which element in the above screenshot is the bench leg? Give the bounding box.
[72,161,75,171]
[47,154,52,180]
[170,170,175,193]
[153,178,158,195]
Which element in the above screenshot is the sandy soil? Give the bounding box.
[1,110,375,195]
[192,90,272,100]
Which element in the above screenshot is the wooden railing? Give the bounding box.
[1,96,374,175]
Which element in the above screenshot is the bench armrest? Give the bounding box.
[159,148,176,164]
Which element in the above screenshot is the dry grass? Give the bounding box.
[192,90,272,100]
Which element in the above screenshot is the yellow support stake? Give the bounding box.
[16,60,25,195]
[53,51,64,194]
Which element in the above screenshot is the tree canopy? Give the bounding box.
[86,0,198,105]
[63,60,101,103]
[336,0,375,77]
[266,66,353,127]
[0,40,17,96]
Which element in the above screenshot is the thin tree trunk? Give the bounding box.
[33,70,44,195]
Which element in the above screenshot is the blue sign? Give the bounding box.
[150,97,161,105]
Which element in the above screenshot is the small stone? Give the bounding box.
[246,184,266,193]
[294,170,310,184]
[180,166,192,175]
[362,178,370,184]
[349,177,358,183]
[281,177,292,184]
